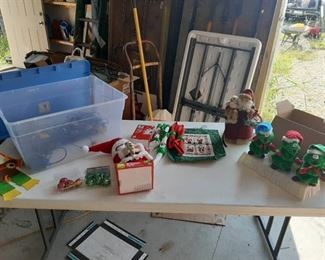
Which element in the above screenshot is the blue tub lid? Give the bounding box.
[0,60,91,140]
[0,60,91,92]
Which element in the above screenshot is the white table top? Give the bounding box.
[0,121,324,217]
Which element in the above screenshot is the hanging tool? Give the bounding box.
[132,0,154,120]
[124,40,163,120]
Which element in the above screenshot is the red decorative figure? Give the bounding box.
[224,89,261,144]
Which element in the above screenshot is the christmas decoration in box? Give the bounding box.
[83,138,154,194]
[116,160,154,195]
[131,125,156,149]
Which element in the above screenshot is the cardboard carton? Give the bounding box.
[131,124,156,149]
[116,160,154,195]
[272,100,325,157]
[109,76,134,119]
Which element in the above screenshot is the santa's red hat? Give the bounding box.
[83,138,121,153]
[282,130,303,144]
[83,138,123,163]
[83,138,153,164]
[240,89,255,101]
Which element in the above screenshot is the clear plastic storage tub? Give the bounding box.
[0,75,126,171]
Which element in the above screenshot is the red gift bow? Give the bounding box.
[168,122,185,155]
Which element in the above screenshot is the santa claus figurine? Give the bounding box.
[83,138,153,164]
[224,89,261,144]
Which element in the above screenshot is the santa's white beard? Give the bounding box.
[238,99,254,112]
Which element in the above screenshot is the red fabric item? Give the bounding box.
[285,130,303,143]
[88,138,121,153]
[224,123,253,140]
[242,89,254,100]
[168,123,185,155]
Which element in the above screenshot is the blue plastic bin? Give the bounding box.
[0,61,127,171]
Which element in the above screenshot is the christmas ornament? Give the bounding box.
[85,166,111,187]
[271,130,303,172]
[293,144,325,186]
[248,122,274,159]
[57,177,82,191]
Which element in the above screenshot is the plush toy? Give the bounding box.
[292,144,325,186]
[271,130,303,172]
[224,89,261,143]
[83,138,153,163]
[248,122,274,158]
[225,95,239,124]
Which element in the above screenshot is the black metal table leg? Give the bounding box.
[255,216,291,260]
[274,217,291,257]
[35,209,49,252]
[35,209,66,260]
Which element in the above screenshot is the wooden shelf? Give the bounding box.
[44,1,76,8]
[50,39,74,46]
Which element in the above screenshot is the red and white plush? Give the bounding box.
[83,138,154,195]
[83,138,153,163]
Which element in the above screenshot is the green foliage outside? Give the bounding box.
[0,34,10,65]
[262,49,317,122]
[310,33,325,50]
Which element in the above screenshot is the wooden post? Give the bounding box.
[254,0,287,111]
[132,0,153,120]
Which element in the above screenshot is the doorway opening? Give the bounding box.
[262,0,325,121]
[0,10,11,70]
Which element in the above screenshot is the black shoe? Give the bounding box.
[248,151,254,155]
[292,176,299,182]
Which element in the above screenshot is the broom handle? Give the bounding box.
[132,1,153,120]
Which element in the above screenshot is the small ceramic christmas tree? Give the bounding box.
[292,144,325,186]
[271,130,303,172]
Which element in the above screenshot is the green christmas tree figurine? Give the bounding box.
[248,122,274,158]
[292,144,325,186]
[271,130,303,172]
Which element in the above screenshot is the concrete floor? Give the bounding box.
[0,209,324,260]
